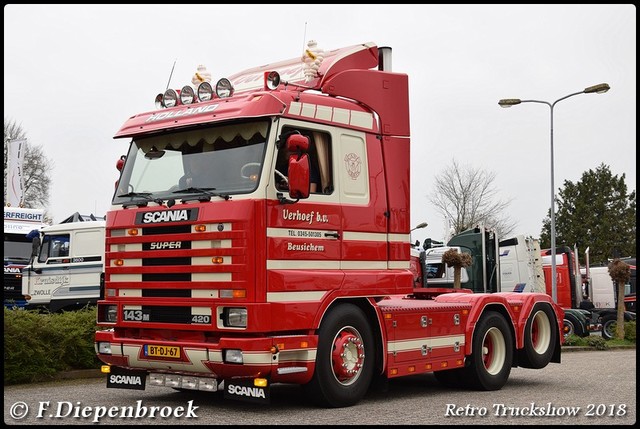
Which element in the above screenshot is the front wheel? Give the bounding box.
[303,304,375,408]
[464,311,513,390]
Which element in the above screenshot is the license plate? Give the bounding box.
[144,344,181,358]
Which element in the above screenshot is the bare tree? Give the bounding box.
[429,159,517,239]
[4,117,53,209]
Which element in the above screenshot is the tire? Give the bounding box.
[464,311,513,391]
[303,304,375,408]
[601,315,617,340]
[563,313,586,338]
[519,304,557,369]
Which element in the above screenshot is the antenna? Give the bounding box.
[301,22,307,54]
[166,59,177,90]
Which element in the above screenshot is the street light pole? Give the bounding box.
[498,83,610,303]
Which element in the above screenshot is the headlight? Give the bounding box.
[222,307,247,328]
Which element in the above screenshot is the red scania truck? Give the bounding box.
[95,41,564,407]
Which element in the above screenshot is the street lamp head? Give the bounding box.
[498,99,521,108]
[411,221,428,232]
[584,83,610,94]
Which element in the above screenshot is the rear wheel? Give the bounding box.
[563,313,586,338]
[601,315,617,340]
[464,311,513,390]
[303,303,375,408]
[520,304,557,369]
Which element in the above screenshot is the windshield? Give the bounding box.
[4,234,32,261]
[113,121,269,205]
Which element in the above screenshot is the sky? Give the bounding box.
[4,4,636,245]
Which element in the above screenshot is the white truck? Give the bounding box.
[22,218,105,312]
[419,231,544,294]
[4,206,47,308]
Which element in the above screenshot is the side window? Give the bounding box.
[276,127,333,195]
[38,234,70,262]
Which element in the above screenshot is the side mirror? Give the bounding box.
[285,134,310,200]
[288,153,310,199]
[31,235,41,259]
[116,155,126,171]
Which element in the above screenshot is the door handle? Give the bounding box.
[324,232,340,239]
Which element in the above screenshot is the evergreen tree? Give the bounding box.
[540,163,636,265]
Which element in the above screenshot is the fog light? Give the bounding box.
[181,376,198,389]
[199,378,218,391]
[224,349,244,364]
[98,342,112,354]
[165,374,181,387]
[149,373,165,386]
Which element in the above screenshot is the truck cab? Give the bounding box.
[22,218,105,312]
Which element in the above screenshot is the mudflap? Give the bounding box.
[223,378,270,404]
[106,367,147,390]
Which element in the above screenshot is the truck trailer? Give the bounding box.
[95,41,564,407]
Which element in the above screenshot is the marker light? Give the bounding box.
[180,86,196,105]
[215,78,234,98]
[265,71,280,90]
[163,89,180,108]
[197,82,214,101]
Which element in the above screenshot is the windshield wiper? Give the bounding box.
[172,187,231,201]
[117,191,165,208]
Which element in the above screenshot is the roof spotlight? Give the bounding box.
[197,81,214,102]
[163,89,179,108]
[215,78,234,98]
[180,86,196,105]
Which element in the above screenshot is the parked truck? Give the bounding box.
[414,226,635,339]
[21,215,105,312]
[540,247,636,339]
[3,206,47,308]
[94,41,564,407]
[413,228,603,339]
